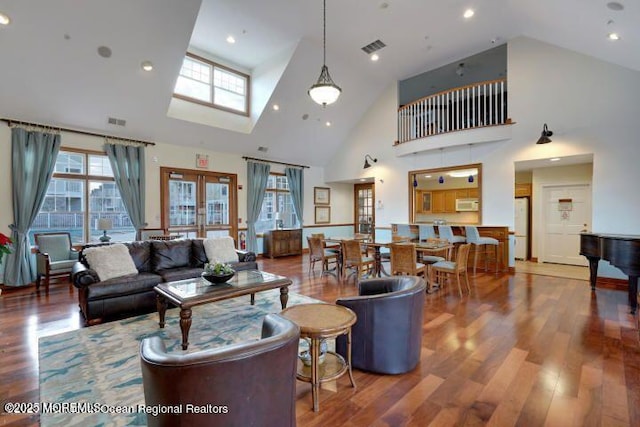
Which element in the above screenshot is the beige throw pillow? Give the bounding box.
[83,243,138,281]
[203,237,239,264]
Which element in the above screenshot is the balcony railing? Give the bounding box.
[396,78,508,145]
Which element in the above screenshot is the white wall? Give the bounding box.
[326,36,640,278]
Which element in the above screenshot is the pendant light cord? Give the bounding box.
[322,0,327,66]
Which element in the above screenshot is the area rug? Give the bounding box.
[39,290,321,427]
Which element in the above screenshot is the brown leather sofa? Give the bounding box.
[336,276,426,374]
[140,313,300,427]
[72,239,257,326]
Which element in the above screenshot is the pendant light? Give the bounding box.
[308,0,341,107]
[467,144,474,183]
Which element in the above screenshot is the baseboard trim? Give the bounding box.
[596,277,628,291]
[530,257,538,263]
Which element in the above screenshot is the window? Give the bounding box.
[174,53,250,115]
[32,149,136,244]
[255,174,299,234]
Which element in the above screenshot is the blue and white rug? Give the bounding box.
[39,290,320,426]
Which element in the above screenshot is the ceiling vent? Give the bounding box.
[258,146,269,152]
[361,39,386,54]
[107,117,126,127]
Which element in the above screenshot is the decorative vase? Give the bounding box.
[298,338,328,366]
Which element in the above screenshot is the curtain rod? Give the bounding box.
[1,118,156,147]
[242,156,310,169]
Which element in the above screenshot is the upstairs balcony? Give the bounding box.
[394,78,513,155]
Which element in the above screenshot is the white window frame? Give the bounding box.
[173,52,250,116]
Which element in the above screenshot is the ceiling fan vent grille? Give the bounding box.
[361,39,386,54]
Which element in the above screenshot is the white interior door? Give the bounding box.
[541,184,591,266]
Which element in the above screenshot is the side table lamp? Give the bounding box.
[97,218,113,242]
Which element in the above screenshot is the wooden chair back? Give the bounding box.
[390,243,419,275]
[307,236,325,260]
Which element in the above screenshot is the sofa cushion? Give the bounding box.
[86,272,162,300]
[191,239,208,268]
[83,244,139,281]
[126,241,153,273]
[203,237,239,264]
[158,267,205,283]
[152,239,192,270]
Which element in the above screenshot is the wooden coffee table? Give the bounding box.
[154,270,291,350]
[280,303,357,412]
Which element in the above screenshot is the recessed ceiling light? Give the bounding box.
[607,2,624,11]
[0,12,11,25]
[550,158,561,162]
[370,53,379,62]
[360,178,367,182]
[608,32,620,40]
[97,46,112,58]
[425,175,432,178]
[463,9,475,19]
[272,104,280,111]
[325,121,331,127]
[226,35,236,44]
[141,61,153,71]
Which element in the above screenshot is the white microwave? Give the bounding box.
[456,198,479,211]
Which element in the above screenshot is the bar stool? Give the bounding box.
[465,226,501,275]
[418,224,438,241]
[438,226,466,259]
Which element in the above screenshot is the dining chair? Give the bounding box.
[354,233,373,257]
[438,225,466,257]
[464,226,501,274]
[431,243,472,297]
[307,236,339,277]
[311,233,340,253]
[389,243,427,277]
[341,239,375,283]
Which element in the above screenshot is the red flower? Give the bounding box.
[0,233,11,246]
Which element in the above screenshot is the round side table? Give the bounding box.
[280,303,357,412]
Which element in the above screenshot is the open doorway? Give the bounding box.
[514,154,593,275]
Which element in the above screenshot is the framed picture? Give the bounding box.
[315,206,331,224]
[314,187,330,205]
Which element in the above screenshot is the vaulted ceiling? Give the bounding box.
[0,0,637,167]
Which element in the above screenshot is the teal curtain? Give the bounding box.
[285,167,304,226]
[5,128,61,286]
[105,144,146,239]
[246,161,270,253]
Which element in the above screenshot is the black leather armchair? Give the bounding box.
[140,313,300,427]
[336,276,426,374]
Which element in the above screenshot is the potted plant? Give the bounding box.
[202,261,236,284]
[0,232,12,266]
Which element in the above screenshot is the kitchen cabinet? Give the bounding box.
[263,229,302,258]
[431,191,446,213]
[416,190,432,213]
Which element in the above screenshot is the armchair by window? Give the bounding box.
[336,276,426,374]
[140,313,300,427]
[35,232,78,292]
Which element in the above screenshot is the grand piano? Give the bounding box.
[580,232,640,314]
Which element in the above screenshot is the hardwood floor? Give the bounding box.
[1,255,639,426]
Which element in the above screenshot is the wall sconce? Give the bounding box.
[536,123,553,144]
[363,154,377,169]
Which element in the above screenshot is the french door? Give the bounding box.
[354,183,375,238]
[161,167,238,240]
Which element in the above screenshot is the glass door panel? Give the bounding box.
[354,183,375,238]
[162,168,237,240]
